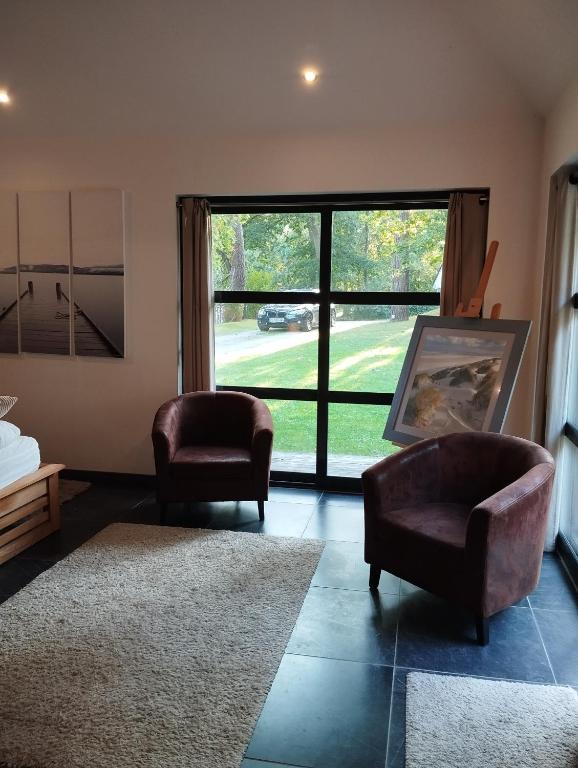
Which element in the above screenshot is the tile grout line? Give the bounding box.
[384,579,401,768]
[298,504,319,538]
[310,584,400,597]
[283,650,395,669]
[528,601,558,685]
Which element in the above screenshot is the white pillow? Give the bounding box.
[0,421,20,451]
[0,396,17,419]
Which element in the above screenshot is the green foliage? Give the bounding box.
[331,209,446,292]
[212,208,447,318]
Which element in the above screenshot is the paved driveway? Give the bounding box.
[215,320,379,363]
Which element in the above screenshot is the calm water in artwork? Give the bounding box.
[0,272,124,357]
[18,271,71,355]
[0,273,18,353]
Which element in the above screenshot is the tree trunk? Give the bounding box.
[225,215,246,322]
[391,211,410,322]
[230,215,246,291]
[306,215,320,258]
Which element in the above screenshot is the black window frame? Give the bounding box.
[559,291,578,579]
[178,189,489,491]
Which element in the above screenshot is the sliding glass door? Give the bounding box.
[210,193,450,490]
[561,291,578,558]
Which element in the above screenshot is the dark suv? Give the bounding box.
[257,302,337,332]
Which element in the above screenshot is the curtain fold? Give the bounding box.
[440,192,488,316]
[533,167,578,549]
[181,198,215,392]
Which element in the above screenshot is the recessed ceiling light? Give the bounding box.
[0,89,11,105]
[303,69,318,84]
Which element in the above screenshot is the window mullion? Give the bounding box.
[315,208,332,482]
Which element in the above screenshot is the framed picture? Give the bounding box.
[383,316,531,445]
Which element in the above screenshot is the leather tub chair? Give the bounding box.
[362,432,555,645]
[152,391,273,522]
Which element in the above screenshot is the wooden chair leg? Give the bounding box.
[369,564,381,591]
[258,500,265,521]
[476,615,489,646]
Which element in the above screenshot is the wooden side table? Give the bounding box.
[0,463,65,565]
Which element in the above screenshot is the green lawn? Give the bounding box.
[216,316,423,460]
[217,317,417,392]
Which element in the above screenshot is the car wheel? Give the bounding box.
[258,323,270,332]
[301,315,313,332]
[330,309,337,327]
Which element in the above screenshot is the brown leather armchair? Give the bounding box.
[152,391,273,522]
[362,432,555,645]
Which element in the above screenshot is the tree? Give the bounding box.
[391,210,410,322]
[211,208,447,323]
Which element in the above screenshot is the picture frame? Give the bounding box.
[383,315,531,446]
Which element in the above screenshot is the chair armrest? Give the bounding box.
[362,438,441,515]
[251,400,273,497]
[465,463,555,614]
[251,400,274,464]
[151,399,183,471]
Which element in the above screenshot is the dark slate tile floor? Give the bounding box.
[0,484,576,767]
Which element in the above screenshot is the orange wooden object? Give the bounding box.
[454,240,501,319]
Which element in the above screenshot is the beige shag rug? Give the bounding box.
[0,523,323,768]
[406,672,578,768]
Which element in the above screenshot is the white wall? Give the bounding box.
[531,71,578,441]
[0,113,543,473]
[544,71,578,174]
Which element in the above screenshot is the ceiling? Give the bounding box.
[1,0,577,138]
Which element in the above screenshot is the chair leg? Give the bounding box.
[258,500,265,521]
[369,564,381,591]
[476,615,489,646]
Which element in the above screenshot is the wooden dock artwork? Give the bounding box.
[0,189,125,359]
[0,279,121,357]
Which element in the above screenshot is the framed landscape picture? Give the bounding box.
[384,316,531,445]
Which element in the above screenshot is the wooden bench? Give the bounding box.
[0,463,64,565]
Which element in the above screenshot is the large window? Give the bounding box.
[203,192,484,490]
[561,291,578,559]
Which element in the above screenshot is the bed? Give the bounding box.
[0,435,41,491]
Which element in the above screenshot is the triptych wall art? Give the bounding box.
[0,190,125,358]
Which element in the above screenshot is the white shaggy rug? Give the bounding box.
[406,671,578,768]
[0,523,324,768]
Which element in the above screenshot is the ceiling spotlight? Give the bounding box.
[303,69,318,84]
[0,89,11,105]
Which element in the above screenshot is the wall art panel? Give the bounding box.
[70,190,125,357]
[18,191,71,355]
[0,193,19,353]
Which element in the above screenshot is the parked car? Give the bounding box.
[257,302,339,332]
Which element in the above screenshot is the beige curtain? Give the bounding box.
[181,198,215,392]
[440,192,488,316]
[533,167,578,549]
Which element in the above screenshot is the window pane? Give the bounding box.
[328,404,397,478]
[212,213,320,291]
[565,442,578,551]
[329,306,439,393]
[331,209,447,292]
[264,399,317,474]
[561,301,578,552]
[215,303,318,389]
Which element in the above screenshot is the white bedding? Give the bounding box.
[0,420,20,450]
[0,436,41,490]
